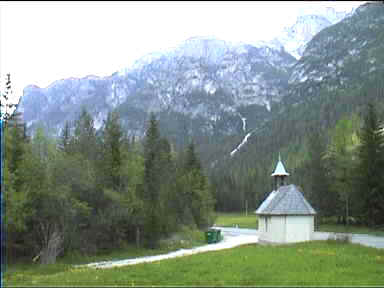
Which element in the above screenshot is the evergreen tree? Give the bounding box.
[307,129,334,218]
[58,121,72,153]
[141,113,162,248]
[73,107,97,161]
[185,142,201,172]
[102,111,123,190]
[7,123,25,192]
[177,142,215,229]
[355,103,384,226]
[324,115,360,226]
[3,126,29,261]
[18,127,90,264]
[1,73,18,122]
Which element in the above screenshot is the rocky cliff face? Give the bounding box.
[287,3,384,102]
[19,37,296,137]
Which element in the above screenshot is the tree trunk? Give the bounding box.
[346,195,349,231]
[245,200,248,216]
[40,230,63,265]
[136,226,140,248]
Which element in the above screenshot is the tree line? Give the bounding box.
[211,100,384,229]
[3,109,215,264]
[307,103,384,227]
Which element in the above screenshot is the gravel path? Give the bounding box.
[80,227,383,269]
[220,227,384,249]
[82,229,258,269]
[314,231,384,249]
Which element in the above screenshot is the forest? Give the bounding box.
[210,86,384,231]
[2,74,384,266]
[3,109,215,264]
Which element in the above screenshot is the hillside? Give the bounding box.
[209,2,384,211]
[18,6,356,147]
[16,3,384,210]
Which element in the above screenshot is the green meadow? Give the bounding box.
[4,241,384,286]
[214,212,384,236]
[317,224,384,237]
[4,213,384,287]
[214,212,259,229]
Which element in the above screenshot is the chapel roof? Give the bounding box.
[271,155,289,176]
[255,184,316,215]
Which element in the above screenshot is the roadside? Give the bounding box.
[80,226,383,269]
[81,229,258,269]
[313,231,384,249]
[208,227,384,249]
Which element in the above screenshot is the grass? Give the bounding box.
[4,226,206,277]
[214,212,258,229]
[4,241,384,286]
[317,224,384,237]
[214,212,384,236]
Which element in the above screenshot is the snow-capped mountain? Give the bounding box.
[19,37,296,138]
[18,2,376,158]
[269,6,355,59]
[287,2,384,99]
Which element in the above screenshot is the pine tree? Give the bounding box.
[7,115,27,192]
[142,113,162,248]
[58,121,72,153]
[324,115,360,226]
[102,111,123,190]
[73,107,97,161]
[307,129,334,218]
[1,73,18,122]
[355,103,384,226]
[185,142,201,172]
[178,142,215,229]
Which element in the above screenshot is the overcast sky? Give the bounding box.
[0,1,364,106]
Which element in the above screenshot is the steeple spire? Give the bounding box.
[271,154,289,190]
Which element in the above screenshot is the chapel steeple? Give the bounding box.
[271,153,289,190]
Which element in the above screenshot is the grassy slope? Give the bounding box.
[4,241,384,286]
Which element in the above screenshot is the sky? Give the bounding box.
[0,1,364,108]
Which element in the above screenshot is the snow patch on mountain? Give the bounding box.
[230,133,252,157]
[268,7,353,59]
[264,99,271,112]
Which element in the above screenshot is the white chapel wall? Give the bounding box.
[285,216,314,243]
[258,216,265,233]
[267,216,286,243]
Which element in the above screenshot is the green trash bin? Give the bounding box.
[212,229,218,243]
[206,229,222,244]
[205,230,215,244]
[216,229,222,242]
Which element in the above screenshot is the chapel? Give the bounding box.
[255,155,316,243]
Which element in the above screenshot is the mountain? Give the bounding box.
[18,2,381,162]
[227,2,384,163]
[269,7,353,59]
[19,37,296,144]
[209,2,384,211]
[286,2,384,104]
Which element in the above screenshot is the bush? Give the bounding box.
[159,225,205,250]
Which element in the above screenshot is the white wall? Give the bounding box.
[285,215,314,243]
[259,216,265,233]
[258,215,314,243]
[260,215,286,243]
